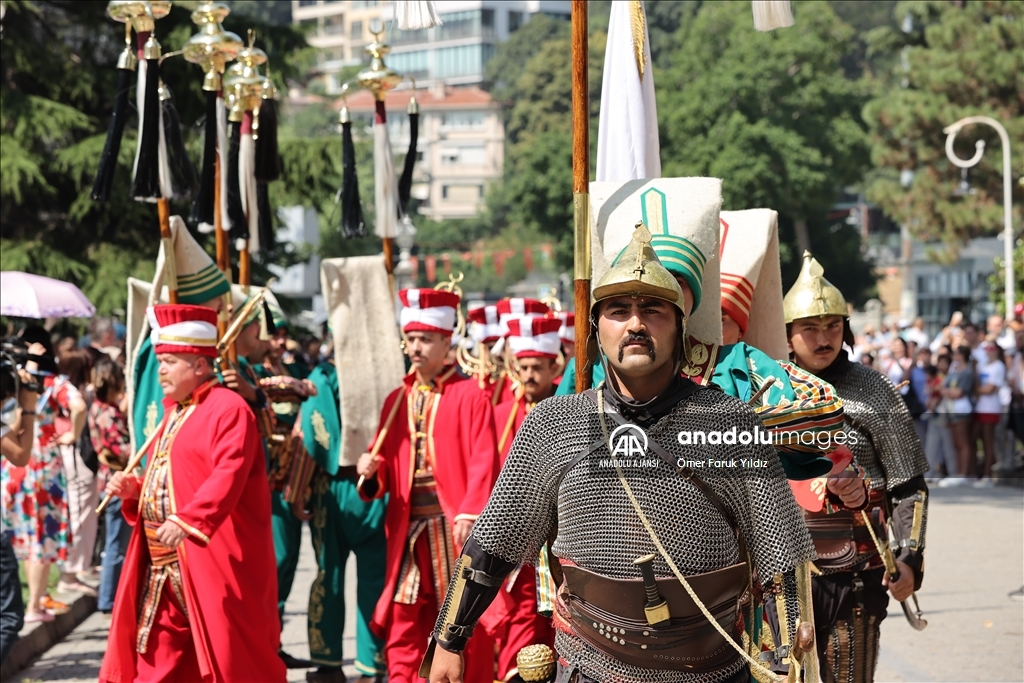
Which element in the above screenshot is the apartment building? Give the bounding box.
[293,0,570,219]
[292,1,571,93]
[340,83,503,219]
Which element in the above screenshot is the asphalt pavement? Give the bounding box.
[10,485,1023,683]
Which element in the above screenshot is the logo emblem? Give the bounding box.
[610,423,648,458]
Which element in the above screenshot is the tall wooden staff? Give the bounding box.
[224,32,268,296]
[572,0,592,392]
[184,3,242,347]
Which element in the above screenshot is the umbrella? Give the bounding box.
[0,271,96,319]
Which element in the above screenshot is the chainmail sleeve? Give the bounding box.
[471,395,584,565]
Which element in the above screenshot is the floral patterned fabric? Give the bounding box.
[88,399,130,490]
[1,375,73,563]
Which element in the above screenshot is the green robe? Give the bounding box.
[131,337,164,458]
[300,362,342,475]
[300,362,387,673]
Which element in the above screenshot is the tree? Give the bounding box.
[0,1,312,316]
[862,0,1022,248]
[658,1,871,263]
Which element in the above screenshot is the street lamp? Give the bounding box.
[944,116,1017,322]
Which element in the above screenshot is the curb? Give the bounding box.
[0,591,97,680]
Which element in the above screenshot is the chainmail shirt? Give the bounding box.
[828,363,928,491]
[471,385,814,683]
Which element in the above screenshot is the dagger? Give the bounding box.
[634,554,671,628]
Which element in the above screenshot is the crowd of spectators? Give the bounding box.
[851,308,1024,486]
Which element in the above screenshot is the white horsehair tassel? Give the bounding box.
[217,95,232,233]
[391,1,443,30]
[239,129,260,254]
[752,0,794,31]
[374,117,398,239]
[132,59,147,180]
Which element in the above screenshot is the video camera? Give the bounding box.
[1,339,47,398]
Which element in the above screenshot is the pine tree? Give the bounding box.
[862,0,1022,247]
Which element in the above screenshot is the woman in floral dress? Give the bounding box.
[1,331,72,623]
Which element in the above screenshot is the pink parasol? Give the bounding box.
[0,271,96,319]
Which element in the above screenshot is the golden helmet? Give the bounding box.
[783,251,848,323]
[592,222,685,315]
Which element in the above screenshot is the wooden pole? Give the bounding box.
[213,141,237,364]
[239,244,251,293]
[571,0,592,393]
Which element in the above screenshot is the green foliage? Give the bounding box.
[0,1,311,317]
[986,240,1024,317]
[862,0,1023,247]
[480,21,605,272]
[659,1,870,225]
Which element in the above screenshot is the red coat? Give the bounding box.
[100,382,286,683]
[493,396,527,464]
[360,367,500,637]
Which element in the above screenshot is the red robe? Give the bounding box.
[100,383,286,683]
[489,395,555,680]
[359,367,501,637]
[476,371,516,408]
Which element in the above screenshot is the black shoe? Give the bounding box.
[306,666,346,683]
[278,649,314,669]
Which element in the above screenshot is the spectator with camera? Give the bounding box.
[0,348,41,663]
[1,327,72,623]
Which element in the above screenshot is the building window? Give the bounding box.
[509,11,523,32]
[299,18,319,34]
[351,1,378,7]
[298,1,318,7]
[438,10,484,41]
[324,14,345,35]
[440,111,485,130]
[392,27,428,45]
[388,50,429,80]
[350,20,362,39]
[442,185,484,202]
[438,146,485,165]
[434,44,494,79]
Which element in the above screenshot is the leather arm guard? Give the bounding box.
[432,535,517,653]
[889,475,928,590]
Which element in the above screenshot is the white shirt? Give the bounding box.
[975,360,1007,414]
[905,327,929,348]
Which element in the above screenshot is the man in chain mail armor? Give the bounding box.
[782,252,928,683]
[424,225,818,683]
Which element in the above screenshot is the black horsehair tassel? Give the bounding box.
[190,90,218,226]
[91,66,134,201]
[254,98,281,183]
[397,111,419,217]
[226,120,248,243]
[257,183,275,251]
[340,118,365,238]
[131,57,162,200]
[161,85,197,201]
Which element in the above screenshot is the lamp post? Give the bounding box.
[943,116,1017,322]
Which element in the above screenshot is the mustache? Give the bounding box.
[814,345,834,354]
[618,332,655,362]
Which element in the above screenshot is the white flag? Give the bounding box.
[596,0,661,182]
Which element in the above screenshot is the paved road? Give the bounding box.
[14,525,361,682]
[12,486,1023,682]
